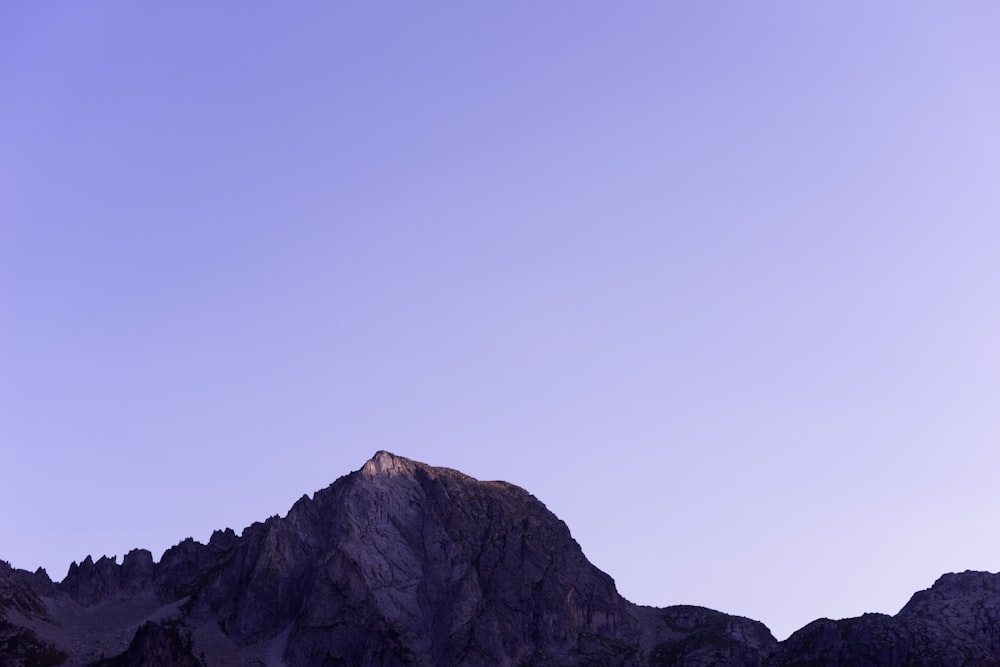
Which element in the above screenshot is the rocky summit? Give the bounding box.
[0,452,997,666]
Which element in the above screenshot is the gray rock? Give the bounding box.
[0,452,803,665]
[645,605,775,666]
[768,571,1000,666]
[87,621,202,667]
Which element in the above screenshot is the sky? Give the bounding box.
[2,1,1000,641]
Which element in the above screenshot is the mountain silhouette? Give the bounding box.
[1,452,996,666]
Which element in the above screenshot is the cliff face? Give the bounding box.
[1,452,773,666]
[273,451,644,666]
[4,452,998,666]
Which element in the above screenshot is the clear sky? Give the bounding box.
[2,2,1000,641]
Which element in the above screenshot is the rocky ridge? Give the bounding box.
[0,452,998,666]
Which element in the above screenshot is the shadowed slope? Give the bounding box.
[3,452,777,666]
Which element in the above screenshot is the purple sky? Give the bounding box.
[3,2,1000,641]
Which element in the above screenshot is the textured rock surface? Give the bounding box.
[13,452,1000,665]
[88,621,201,667]
[642,605,775,667]
[769,572,1000,666]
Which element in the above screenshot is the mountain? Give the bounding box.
[0,451,995,666]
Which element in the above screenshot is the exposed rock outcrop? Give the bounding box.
[770,571,1000,666]
[7,451,1000,665]
[643,605,775,667]
[88,621,202,667]
[0,561,51,619]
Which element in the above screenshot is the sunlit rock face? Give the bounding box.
[4,452,774,665]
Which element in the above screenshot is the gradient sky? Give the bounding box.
[3,2,1000,641]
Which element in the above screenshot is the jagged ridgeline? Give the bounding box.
[2,452,1000,666]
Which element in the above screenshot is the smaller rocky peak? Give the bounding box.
[156,536,230,600]
[159,538,207,568]
[933,570,998,593]
[0,564,50,617]
[121,549,155,593]
[241,521,265,539]
[60,553,122,606]
[209,528,238,550]
[898,570,1000,621]
[360,450,419,478]
[93,555,120,582]
[122,549,154,569]
[647,605,777,666]
[285,494,315,522]
[90,621,201,667]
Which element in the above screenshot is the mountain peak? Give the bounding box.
[359,450,418,477]
[17,452,1000,666]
